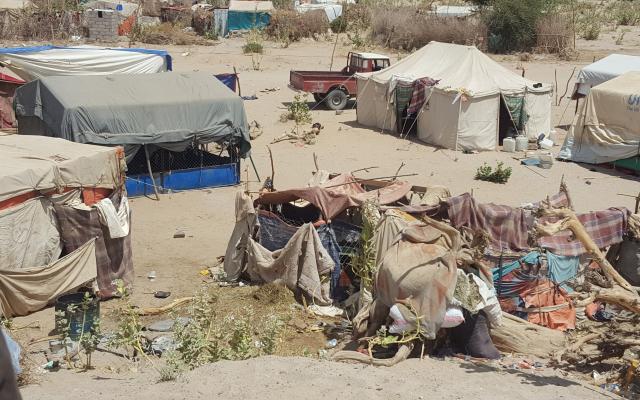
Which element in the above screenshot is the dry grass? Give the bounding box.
[265,9,329,45]
[136,22,213,46]
[0,8,81,40]
[535,14,573,54]
[370,6,486,50]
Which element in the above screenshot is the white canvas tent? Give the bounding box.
[356,41,553,151]
[574,54,640,97]
[559,71,640,164]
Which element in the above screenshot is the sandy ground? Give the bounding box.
[9,32,640,399]
[21,356,621,400]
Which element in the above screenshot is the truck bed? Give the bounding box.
[289,70,356,96]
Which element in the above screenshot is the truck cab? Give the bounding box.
[344,52,391,74]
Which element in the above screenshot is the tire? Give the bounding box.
[313,93,325,103]
[325,89,348,110]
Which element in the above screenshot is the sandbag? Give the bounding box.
[450,310,501,360]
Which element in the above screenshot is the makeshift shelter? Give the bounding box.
[14,72,251,196]
[573,54,640,98]
[227,0,273,32]
[0,45,172,81]
[0,134,132,317]
[559,71,640,167]
[356,41,553,151]
[0,71,23,129]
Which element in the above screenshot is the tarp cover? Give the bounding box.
[0,134,121,204]
[0,45,171,81]
[14,72,251,156]
[560,71,640,164]
[0,239,97,318]
[256,173,412,220]
[575,54,640,96]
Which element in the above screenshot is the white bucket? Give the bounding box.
[503,137,516,153]
[539,138,554,150]
[549,130,560,145]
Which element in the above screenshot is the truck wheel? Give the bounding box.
[325,89,348,110]
[313,93,325,103]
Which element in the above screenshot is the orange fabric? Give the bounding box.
[0,191,38,211]
[82,188,113,206]
[118,14,136,36]
[521,280,576,331]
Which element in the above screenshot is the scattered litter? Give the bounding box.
[151,335,176,356]
[260,87,280,93]
[173,230,186,238]
[325,338,338,349]
[249,120,263,139]
[42,360,60,371]
[335,110,343,115]
[147,271,157,281]
[521,158,541,167]
[147,317,191,333]
[307,304,345,317]
[181,52,190,57]
[154,291,171,299]
[242,95,258,101]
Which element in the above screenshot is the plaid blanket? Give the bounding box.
[447,190,571,254]
[407,78,439,115]
[537,208,629,256]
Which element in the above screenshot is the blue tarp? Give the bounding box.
[227,11,270,31]
[0,46,173,70]
[215,73,237,92]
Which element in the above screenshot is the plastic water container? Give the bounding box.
[549,129,560,145]
[539,138,554,150]
[515,135,528,151]
[539,152,554,169]
[503,137,516,153]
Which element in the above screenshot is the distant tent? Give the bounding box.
[0,45,172,81]
[356,41,553,151]
[14,72,251,194]
[573,54,640,98]
[559,71,640,168]
[0,70,24,128]
[227,0,273,32]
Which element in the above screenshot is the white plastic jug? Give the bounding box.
[503,137,516,153]
[515,135,528,151]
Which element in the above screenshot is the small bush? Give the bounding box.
[266,10,329,44]
[610,0,640,26]
[576,4,602,41]
[475,162,512,184]
[281,94,312,125]
[243,29,264,54]
[486,0,554,53]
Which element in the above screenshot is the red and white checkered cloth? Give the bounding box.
[407,78,439,115]
[537,208,629,256]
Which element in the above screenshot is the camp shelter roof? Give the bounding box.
[0,134,122,204]
[577,54,640,88]
[256,174,412,220]
[0,45,171,81]
[560,71,640,164]
[358,41,551,97]
[229,0,273,12]
[14,72,251,156]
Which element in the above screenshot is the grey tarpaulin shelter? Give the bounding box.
[14,72,251,195]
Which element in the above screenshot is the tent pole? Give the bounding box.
[144,145,160,201]
[249,154,261,182]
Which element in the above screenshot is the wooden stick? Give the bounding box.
[537,208,636,293]
[393,162,406,180]
[322,173,418,189]
[135,297,194,316]
[144,145,160,201]
[313,152,319,172]
[233,66,241,97]
[268,145,275,185]
[559,67,576,106]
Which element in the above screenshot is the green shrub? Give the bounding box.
[266,9,329,44]
[475,162,512,184]
[330,16,348,33]
[243,29,264,54]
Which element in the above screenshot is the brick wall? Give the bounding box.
[86,9,119,41]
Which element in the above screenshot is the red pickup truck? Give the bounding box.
[289,52,391,110]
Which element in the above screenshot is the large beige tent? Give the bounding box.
[559,71,640,164]
[356,41,553,151]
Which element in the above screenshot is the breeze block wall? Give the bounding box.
[86,9,119,41]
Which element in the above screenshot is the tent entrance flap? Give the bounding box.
[499,94,526,144]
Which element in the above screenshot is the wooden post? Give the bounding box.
[144,145,160,201]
